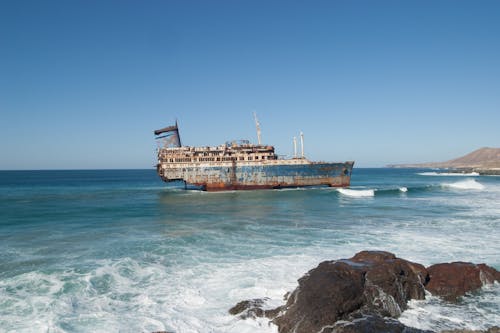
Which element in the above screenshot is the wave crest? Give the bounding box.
[443,179,485,190]
[337,188,375,197]
[418,172,480,177]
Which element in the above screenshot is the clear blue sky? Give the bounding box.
[1,0,499,169]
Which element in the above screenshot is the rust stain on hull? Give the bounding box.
[157,160,354,191]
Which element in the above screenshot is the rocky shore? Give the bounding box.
[229,251,500,333]
[454,167,500,176]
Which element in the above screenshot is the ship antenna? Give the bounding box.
[175,119,182,147]
[300,131,304,158]
[293,136,297,158]
[253,112,262,145]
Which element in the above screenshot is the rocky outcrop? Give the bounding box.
[441,328,500,333]
[325,314,432,333]
[426,262,500,301]
[228,298,282,319]
[271,251,428,333]
[229,251,500,333]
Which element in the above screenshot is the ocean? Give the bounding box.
[0,168,499,333]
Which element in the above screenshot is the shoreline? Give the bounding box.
[386,165,500,176]
[455,167,500,176]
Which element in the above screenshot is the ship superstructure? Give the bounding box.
[154,121,354,191]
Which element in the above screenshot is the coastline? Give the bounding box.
[387,166,500,176]
[455,167,500,176]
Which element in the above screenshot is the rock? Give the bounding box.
[325,314,433,333]
[229,298,266,318]
[271,251,428,333]
[440,327,500,333]
[228,298,283,320]
[272,260,365,333]
[229,251,500,333]
[351,251,429,313]
[425,262,500,301]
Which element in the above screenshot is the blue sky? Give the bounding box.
[1,0,499,169]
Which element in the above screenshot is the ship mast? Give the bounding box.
[300,131,304,158]
[253,112,262,145]
[293,136,297,158]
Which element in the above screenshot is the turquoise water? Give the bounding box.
[0,169,499,332]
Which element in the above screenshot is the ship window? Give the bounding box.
[217,157,220,161]
[239,157,244,161]
[255,156,259,160]
[248,157,253,160]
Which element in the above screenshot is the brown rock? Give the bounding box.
[271,251,428,333]
[440,327,500,333]
[352,251,429,312]
[326,314,433,333]
[272,260,366,333]
[228,298,283,320]
[229,251,499,333]
[426,262,500,301]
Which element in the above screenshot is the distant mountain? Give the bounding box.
[388,147,500,170]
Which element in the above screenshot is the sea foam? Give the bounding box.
[444,179,485,190]
[399,285,500,331]
[418,172,480,176]
[337,188,375,197]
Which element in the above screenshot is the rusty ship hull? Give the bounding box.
[154,123,354,191]
[156,149,354,191]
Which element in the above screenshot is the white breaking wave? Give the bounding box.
[337,188,375,197]
[400,286,500,331]
[418,172,480,176]
[399,187,408,192]
[444,179,485,190]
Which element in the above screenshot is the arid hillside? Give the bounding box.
[388,147,500,169]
